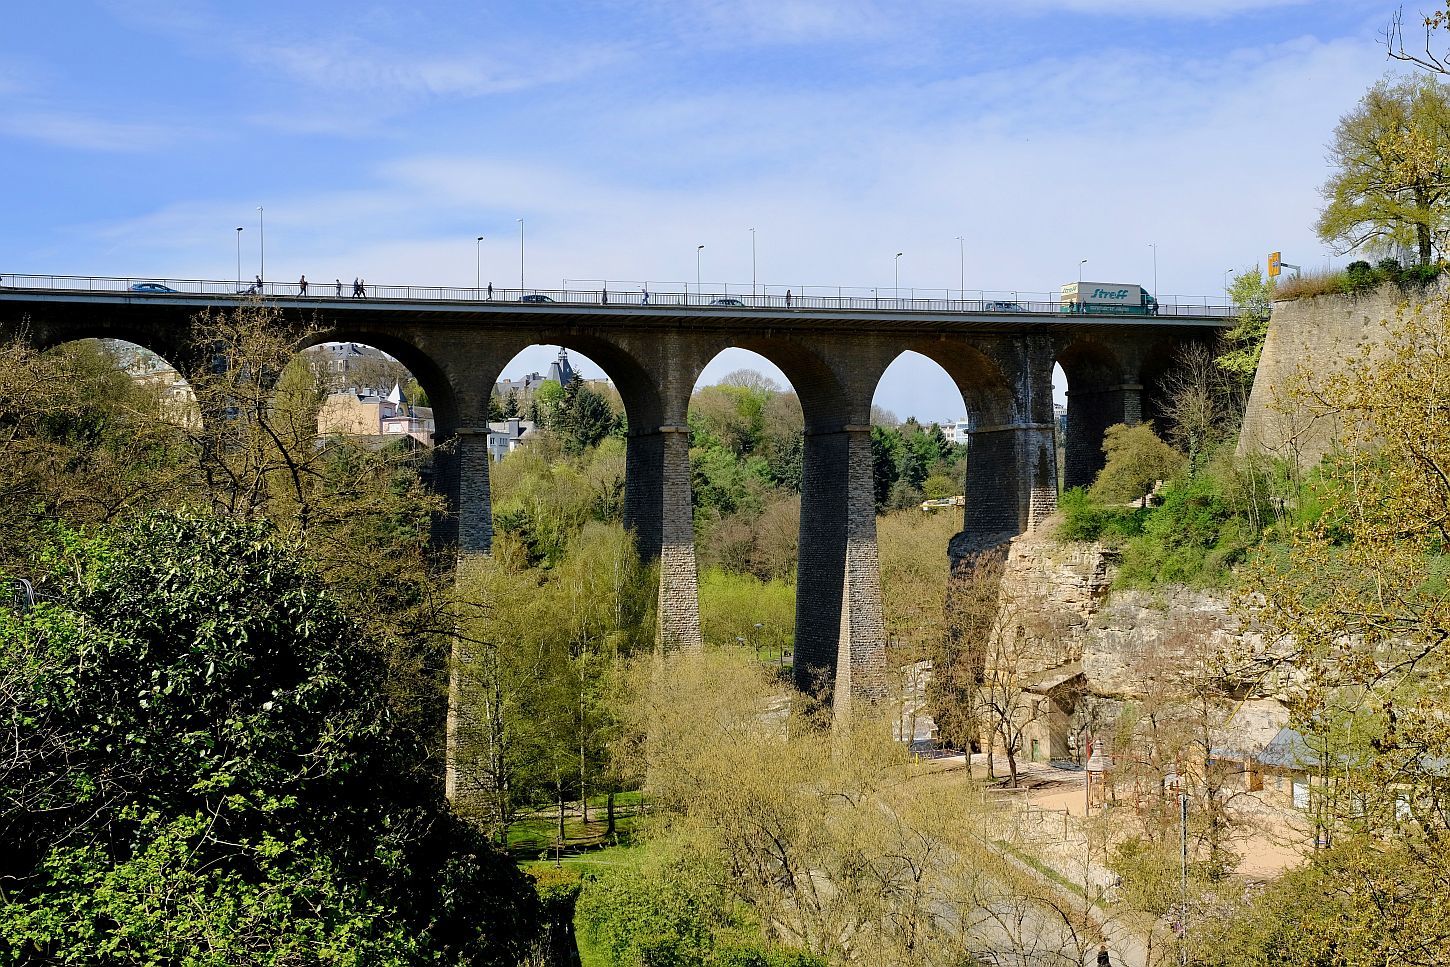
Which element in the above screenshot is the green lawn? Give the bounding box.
[506,795,645,861]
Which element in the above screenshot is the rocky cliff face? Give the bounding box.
[1000,528,1260,702]
[994,526,1289,752]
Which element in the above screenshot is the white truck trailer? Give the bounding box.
[1059,282,1158,315]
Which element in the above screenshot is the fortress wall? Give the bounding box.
[1239,281,1436,467]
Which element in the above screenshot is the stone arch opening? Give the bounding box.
[870,349,978,746]
[1054,338,1126,491]
[70,337,201,429]
[685,334,849,697]
[687,348,804,666]
[297,330,459,440]
[291,340,444,448]
[874,340,1019,548]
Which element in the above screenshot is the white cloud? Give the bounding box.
[636,0,893,43]
[0,112,176,152]
[1012,0,1313,16]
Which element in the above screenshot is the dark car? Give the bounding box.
[129,282,178,294]
[709,298,746,306]
[985,300,1025,312]
[520,293,555,303]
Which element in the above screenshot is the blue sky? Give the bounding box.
[1,0,1407,420]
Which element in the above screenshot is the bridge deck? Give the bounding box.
[0,274,1233,333]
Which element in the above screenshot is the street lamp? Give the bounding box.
[257,206,265,289]
[475,236,485,294]
[696,244,705,302]
[1079,258,1088,284]
[955,236,965,301]
[750,228,757,300]
[1223,267,1234,301]
[517,218,525,292]
[894,252,903,305]
[235,227,243,293]
[1149,242,1158,301]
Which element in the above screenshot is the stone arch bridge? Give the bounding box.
[2,285,1226,717]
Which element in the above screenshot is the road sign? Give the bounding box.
[1268,252,1282,277]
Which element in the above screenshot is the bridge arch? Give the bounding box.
[684,335,851,697]
[687,349,803,669]
[298,329,460,439]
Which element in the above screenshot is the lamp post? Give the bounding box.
[517,218,525,292]
[235,227,243,292]
[476,236,485,294]
[1223,267,1234,302]
[894,252,903,305]
[696,244,704,303]
[955,236,965,301]
[750,228,757,300]
[1079,258,1088,284]
[257,207,265,289]
[1180,792,1190,966]
[1149,242,1158,302]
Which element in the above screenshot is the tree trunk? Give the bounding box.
[606,789,617,838]
[1420,220,1434,265]
[556,780,566,847]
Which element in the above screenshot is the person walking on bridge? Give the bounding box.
[641,287,650,305]
[786,289,792,307]
[298,275,307,297]
[487,282,493,300]
[335,279,342,297]
[1096,943,1112,966]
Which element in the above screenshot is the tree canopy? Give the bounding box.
[1,513,539,964]
[1317,74,1450,264]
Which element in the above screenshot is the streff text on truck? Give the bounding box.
[1060,282,1158,315]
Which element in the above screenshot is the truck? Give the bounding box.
[1060,282,1158,316]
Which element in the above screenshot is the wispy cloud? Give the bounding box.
[1012,0,1313,16]
[633,0,893,43]
[0,112,176,152]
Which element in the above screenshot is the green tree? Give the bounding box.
[1317,74,1450,265]
[1089,423,1186,507]
[1,513,540,965]
[1216,267,1275,387]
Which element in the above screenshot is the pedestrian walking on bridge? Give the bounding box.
[298,275,307,297]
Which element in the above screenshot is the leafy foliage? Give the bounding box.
[1088,423,1186,506]
[0,514,540,965]
[1317,74,1450,264]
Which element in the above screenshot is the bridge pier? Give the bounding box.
[454,427,495,555]
[794,427,848,703]
[833,424,889,718]
[624,423,702,652]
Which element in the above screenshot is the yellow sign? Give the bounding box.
[1268,251,1281,277]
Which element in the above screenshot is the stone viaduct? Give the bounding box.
[1,287,1225,720]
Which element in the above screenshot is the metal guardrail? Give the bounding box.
[0,273,1239,319]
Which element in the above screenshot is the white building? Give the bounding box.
[486,418,538,462]
[941,418,971,445]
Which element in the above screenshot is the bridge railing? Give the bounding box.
[0,273,1238,318]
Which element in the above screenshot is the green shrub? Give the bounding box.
[577,870,716,966]
[1056,487,1148,543]
[1114,469,1259,588]
[1,513,540,965]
